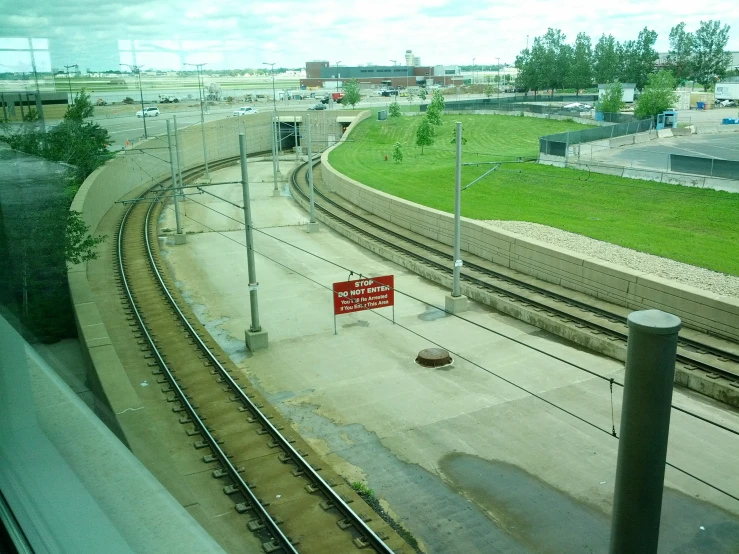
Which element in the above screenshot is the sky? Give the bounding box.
[0,0,738,72]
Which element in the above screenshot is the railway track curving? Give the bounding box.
[290,159,739,396]
[116,158,404,553]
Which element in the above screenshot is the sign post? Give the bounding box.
[332,275,395,334]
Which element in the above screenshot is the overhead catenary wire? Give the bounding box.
[178,196,739,439]
[163,204,739,504]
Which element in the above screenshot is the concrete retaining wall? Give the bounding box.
[68,110,355,429]
[322,132,739,341]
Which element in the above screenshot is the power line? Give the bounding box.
[177,196,739,439]
[162,204,739,503]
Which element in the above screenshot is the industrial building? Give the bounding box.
[300,60,461,90]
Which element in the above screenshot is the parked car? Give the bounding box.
[718,99,737,108]
[136,107,160,118]
[233,106,259,116]
[308,103,327,110]
[381,90,399,97]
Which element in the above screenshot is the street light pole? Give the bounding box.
[496,57,501,100]
[185,62,209,178]
[335,60,341,98]
[64,64,77,97]
[472,58,476,86]
[262,62,280,180]
[120,63,147,139]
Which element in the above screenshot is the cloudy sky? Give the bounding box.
[1,0,738,71]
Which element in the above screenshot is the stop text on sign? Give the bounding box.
[332,275,395,315]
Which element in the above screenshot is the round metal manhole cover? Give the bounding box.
[415,348,453,368]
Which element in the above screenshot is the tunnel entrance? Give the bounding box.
[278,121,300,151]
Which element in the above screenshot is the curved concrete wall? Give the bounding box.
[67,111,357,431]
[321,122,739,342]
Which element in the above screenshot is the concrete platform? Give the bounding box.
[159,162,739,552]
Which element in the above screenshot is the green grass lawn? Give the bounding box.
[329,114,739,276]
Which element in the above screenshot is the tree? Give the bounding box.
[418,89,427,102]
[634,70,679,120]
[621,27,658,90]
[425,90,445,125]
[65,211,107,265]
[693,20,732,90]
[593,34,622,84]
[415,117,435,154]
[392,142,403,163]
[598,81,625,113]
[342,78,362,108]
[449,126,467,145]
[484,75,494,97]
[388,101,401,118]
[666,22,695,85]
[65,89,95,121]
[570,32,594,94]
[540,28,569,94]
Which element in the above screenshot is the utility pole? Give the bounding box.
[166,119,185,244]
[305,115,318,233]
[173,115,184,199]
[270,115,280,197]
[263,62,280,177]
[445,121,468,314]
[496,57,501,100]
[184,62,209,178]
[472,58,476,86]
[335,60,342,97]
[120,63,147,139]
[239,133,269,351]
[64,64,77,99]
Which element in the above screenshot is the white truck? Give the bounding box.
[715,82,739,102]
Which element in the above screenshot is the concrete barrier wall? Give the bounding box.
[322,136,739,341]
[67,110,354,429]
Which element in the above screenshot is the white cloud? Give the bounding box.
[0,0,737,70]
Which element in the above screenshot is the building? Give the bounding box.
[656,51,739,73]
[300,62,436,89]
[405,50,421,67]
[598,83,636,103]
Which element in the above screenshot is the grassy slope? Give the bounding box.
[329,114,739,276]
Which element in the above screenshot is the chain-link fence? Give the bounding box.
[422,94,599,115]
[670,155,739,180]
[539,117,654,157]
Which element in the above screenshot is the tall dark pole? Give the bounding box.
[262,62,279,176]
[610,310,681,554]
[64,64,77,96]
[185,62,209,177]
[496,57,501,100]
[121,64,147,139]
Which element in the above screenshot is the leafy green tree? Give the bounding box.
[415,117,435,154]
[593,34,622,84]
[484,75,494,97]
[342,78,362,108]
[65,211,107,265]
[693,20,732,90]
[540,28,570,94]
[425,90,445,125]
[666,22,695,85]
[418,89,427,102]
[65,90,95,121]
[570,33,594,94]
[620,27,658,90]
[634,70,679,120]
[449,126,468,145]
[597,81,625,113]
[392,142,403,163]
[388,101,401,118]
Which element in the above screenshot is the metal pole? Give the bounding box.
[452,121,463,297]
[166,119,183,236]
[138,69,148,139]
[197,65,209,178]
[173,115,184,197]
[271,117,279,191]
[294,114,299,162]
[307,115,316,223]
[239,133,261,333]
[609,310,681,554]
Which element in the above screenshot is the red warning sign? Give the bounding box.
[332,275,394,315]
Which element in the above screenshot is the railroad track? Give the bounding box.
[290,159,739,391]
[116,159,405,553]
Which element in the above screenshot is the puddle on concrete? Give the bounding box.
[417,305,448,322]
[439,453,739,554]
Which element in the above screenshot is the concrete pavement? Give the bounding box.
[158,161,739,553]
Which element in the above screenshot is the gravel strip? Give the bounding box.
[485,220,739,298]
